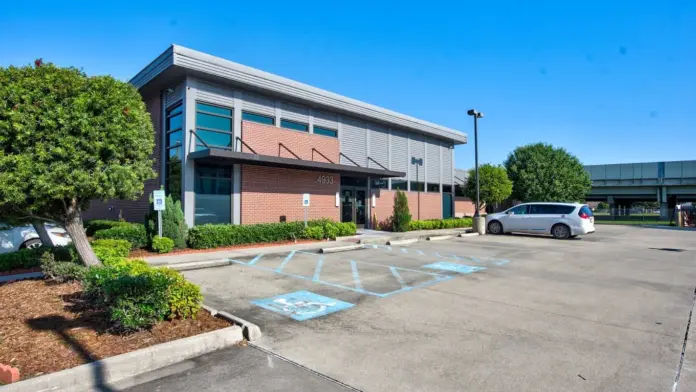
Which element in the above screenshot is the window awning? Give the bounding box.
[188,148,406,178]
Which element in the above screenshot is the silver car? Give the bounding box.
[486,202,595,239]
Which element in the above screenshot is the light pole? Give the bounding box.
[467,109,484,233]
[411,157,423,220]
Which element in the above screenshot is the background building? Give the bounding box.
[85,45,468,228]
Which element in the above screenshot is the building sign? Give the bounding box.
[302,193,310,207]
[153,190,166,211]
[316,175,334,185]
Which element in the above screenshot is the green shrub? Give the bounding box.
[145,195,188,249]
[323,222,339,240]
[84,220,131,236]
[93,224,147,249]
[40,252,87,282]
[392,190,412,232]
[0,247,43,272]
[151,236,175,254]
[103,273,171,331]
[303,226,325,240]
[156,268,203,319]
[82,259,151,302]
[336,222,357,236]
[188,221,304,249]
[408,218,473,231]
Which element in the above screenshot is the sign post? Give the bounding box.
[153,190,166,238]
[302,193,310,228]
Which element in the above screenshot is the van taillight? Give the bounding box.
[579,212,590,219]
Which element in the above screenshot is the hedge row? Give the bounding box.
[188,220,357,249]
[0,245,77,273]
[408,218,473,231]
[93,223,147,249]
[84,220,132,236]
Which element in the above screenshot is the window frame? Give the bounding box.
[242,111,275,126]
[165,102,183,202]
[313,125,338,138]
[195,101,233,150]
[508,204,529,215]
[280,118,309,132]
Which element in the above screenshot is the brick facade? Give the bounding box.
[371,190,443,228]
[241,121,339,163]
[83,93,162,223]
[454,196,484,217]
[241,165,339,224]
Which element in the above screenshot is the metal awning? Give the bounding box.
[189,149,406,178]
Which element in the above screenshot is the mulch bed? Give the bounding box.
[0,279,231,381]
[129,238,324,258]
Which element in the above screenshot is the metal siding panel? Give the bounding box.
[313,110,338,129]
[369,124,389,169]
[173,48,467,144]
[409,134,425,181]
[280,102,309,123]
[665,162,682,178]
[454,169,468,185]
[442,142,453,184]
[641,162,658,179]
[242,92,275,116]
[390,129,408,178]
[606,164,621,180]
[683,161,696,178]
[620,164,634,180]
[340,117,367,166]
[426,138,440,183]
[195,82,235,108]
[165,83,184,107]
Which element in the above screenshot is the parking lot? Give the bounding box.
[183,225,696,392]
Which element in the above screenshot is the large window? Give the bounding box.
[410,182,425,192]
[313,125,338,138]
[194,164,232,225]
[242,111,275,125]
[165,103,183,202]
[370,178,388,189]
[427,183,440,192]
[195,103,233,150]
[391,180,407,190]
[280,119,309,132]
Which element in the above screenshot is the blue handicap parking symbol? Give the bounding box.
[422,262,486,274]
[251,290,355,321]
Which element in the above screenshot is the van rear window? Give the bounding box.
[579,205,594,216]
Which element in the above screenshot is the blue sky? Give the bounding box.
[1,1,694,170]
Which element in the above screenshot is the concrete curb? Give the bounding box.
[426,235,453,241]
[0,325,243,392]
[458,232,479,238]
[319,244,364,254]
[387,238,419,246]
[165,259,232,272]
[202,305,262,341]
[0,271,44,284]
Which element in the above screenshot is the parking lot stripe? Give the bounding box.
[350,260,363,290]
[275,250,297,272]
[247,253,264,265]
[313,256,324,281]
[390,266,407,288]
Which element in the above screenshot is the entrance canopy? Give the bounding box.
[189,148,406,178]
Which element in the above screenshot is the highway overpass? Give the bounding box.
[584,160,696,219]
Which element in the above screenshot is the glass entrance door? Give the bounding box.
[341,189,354,223]
[355,189,366,226]
[341,187,367,226]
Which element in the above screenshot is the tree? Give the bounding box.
[0,60,156,266]
[146,194,188,249]
[392,190,411,232]
[462,164,513,209]
[504,143,591,203]
[597,201,610,210]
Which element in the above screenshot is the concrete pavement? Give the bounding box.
[135,225,696,391]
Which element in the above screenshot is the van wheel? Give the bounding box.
[551,224,571,239]
[487,220,503,235]
[20,238,42,249]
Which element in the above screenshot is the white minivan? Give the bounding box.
[485,202,595,239]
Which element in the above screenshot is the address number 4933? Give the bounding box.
[316,175,334,185]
